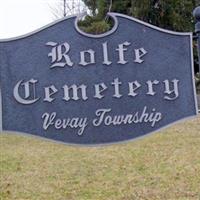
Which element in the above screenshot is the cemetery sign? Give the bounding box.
[0,13,198,145]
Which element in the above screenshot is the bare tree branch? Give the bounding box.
[49,0,87,20]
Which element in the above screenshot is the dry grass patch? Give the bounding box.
[0,116,200,200]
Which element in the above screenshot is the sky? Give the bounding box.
[0,0,86,39]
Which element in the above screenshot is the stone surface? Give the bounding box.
[0,13,198,145]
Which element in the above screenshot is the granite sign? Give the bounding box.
[0,13,198,145]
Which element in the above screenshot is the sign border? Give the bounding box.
[0,13,198,146]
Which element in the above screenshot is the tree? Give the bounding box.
[50,0,87,19]
[83,0,97,16]
[81,0,199,32]
[130,0,198,32]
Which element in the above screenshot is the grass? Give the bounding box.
[0,115,200,200]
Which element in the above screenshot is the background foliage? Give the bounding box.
[81,0,199,32]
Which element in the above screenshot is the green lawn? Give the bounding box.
[0,116,200,200]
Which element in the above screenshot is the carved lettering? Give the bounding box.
[46,41,148,68]
[116,41,131,64]
[79,49,95,66]
[13,78,180,104]
[44,85,58,102]
[46,42,74,68]
[94,83,108,99]
[163,79,179,100]
[13,79,40,105]
[134,48,147,63]
[62,84,88,101]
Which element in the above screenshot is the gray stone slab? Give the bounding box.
[0,13,198,145]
